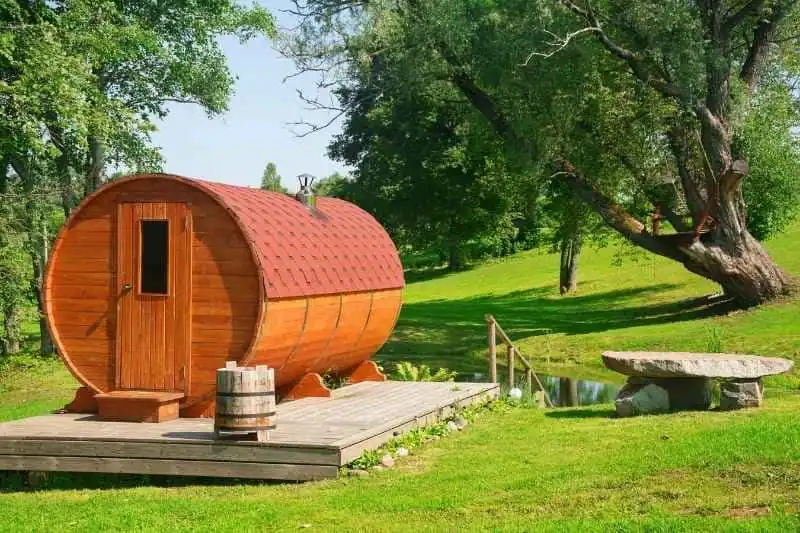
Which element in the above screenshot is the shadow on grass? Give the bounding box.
[545,408,616,419]
[0,470,282,493]
[404,264,475,284]
[381,283,736,376]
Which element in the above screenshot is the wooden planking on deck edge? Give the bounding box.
[337,383,499,465]
[0,455,338,481]
[0,439,340,466]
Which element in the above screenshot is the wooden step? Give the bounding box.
[95,391,185,423]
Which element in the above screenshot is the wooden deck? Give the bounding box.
[0,381,498,481]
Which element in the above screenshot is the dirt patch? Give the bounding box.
[726,506,771,518]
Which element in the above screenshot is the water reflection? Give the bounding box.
[465,372,618,406]
[540,375,618,407]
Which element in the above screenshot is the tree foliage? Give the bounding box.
[329,80,519,270]
[260,162,288,193]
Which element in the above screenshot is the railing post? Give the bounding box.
[488,318,497,383]
[507,344,514,390]
[526,368,533,394]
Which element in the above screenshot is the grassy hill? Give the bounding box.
[384,224,800,387]
[1,223,800,532]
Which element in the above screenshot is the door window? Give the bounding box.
[140,220,169,294]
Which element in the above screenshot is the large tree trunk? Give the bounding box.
[676,161,788,306]
[562,162,789,308]
[559,225,582,295]
[558,378,579,407]
[447,241,465,271]
[2,304,21,355]
[31,220,54,356]
[85,135,106,195]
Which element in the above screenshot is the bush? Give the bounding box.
[392,362,457,382]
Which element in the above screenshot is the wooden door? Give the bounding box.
[116,202,192,392]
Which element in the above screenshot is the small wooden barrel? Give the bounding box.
[214,362,276,436]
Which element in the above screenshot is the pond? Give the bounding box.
[464,372,619,406]
[538,375,619,407]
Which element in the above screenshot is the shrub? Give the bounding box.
[392,362,457,382]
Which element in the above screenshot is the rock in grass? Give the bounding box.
[615,383,669,417]
[453,416,468,430]
[380,454,395,468]
[623,377,712,411]
[720,379,763,410]
[396,447,409,457]
[447,421,459,432]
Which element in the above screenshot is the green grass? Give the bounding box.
[1,224,800,531]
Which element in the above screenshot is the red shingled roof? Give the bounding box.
[196,179,405,299]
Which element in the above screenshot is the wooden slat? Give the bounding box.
[52,285,113,300]
[192,260,256,277]
[279,295,341,378]
[0,456,338,481]
[0,440,339,466]
[191,244,253,263]
[341,289,402,371]
[312,292,372,373]
[53,259,114,274]
[192,274,260,293]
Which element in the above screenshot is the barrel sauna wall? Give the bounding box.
[44,173,404,415]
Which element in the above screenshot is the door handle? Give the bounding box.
[121,282,133,292]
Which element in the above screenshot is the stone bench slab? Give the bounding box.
[602,351,794,379]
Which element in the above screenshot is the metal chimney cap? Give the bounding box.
[295,173,317,208]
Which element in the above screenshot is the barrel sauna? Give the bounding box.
[44,173,404,418]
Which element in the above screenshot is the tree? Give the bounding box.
[1,1,276,354]
[312,172,351,197]
[285,0,800,307]
[329,80,516,271]
[260,162,288,193]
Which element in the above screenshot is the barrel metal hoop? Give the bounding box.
[215,425,277,432]
[216,391,275,398]
[215,411,277,418]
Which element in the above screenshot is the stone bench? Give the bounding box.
[602,352,794,417]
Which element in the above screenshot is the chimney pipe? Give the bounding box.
[295,174,316,208]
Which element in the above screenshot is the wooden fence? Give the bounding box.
[486,314,554,408]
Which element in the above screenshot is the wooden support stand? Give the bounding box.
[283,373,332,400]
[64,387,98,414]
[95,391,184,423]
[348,360,387,384]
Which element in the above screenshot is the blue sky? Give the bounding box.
[151,2,347,192]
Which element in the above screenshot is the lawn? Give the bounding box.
[1,224,799,532]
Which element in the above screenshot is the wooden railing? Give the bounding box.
[486,314,554,408]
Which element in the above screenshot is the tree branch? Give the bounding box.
[667,125,706,223]
[724,0,766,33]
[740,0,798,89]
[556,162,687,262]
[559,1,698,105]
[521,27,601,64]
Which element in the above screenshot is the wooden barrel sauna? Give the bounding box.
[215,363,276,435]
[44,173,405,417]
